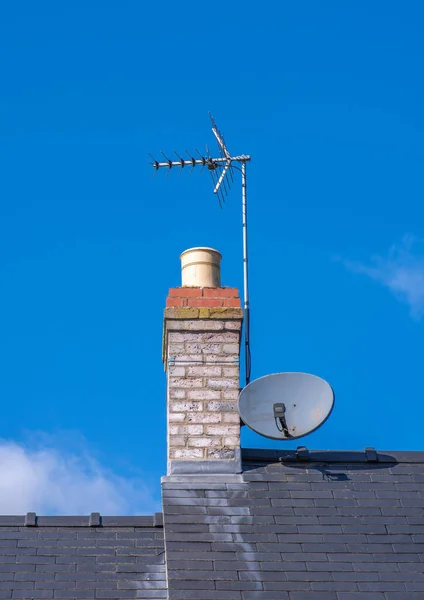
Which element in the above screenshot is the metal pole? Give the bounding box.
[241,161,251,386]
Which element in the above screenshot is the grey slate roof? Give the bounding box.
[0,514,165,599]
[162,449,424,600]
[1,449,424,599]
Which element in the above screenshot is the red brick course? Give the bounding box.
[203,288,239,298]
[169,288,203,297]
[167,287,241,308]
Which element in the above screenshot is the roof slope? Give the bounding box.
[1,449,423,599]
[0,515,165,599]
[162,449,424,600]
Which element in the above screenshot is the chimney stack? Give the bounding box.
[163,247,243,475]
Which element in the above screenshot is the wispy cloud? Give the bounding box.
[0,437,159,515]
[343,235,424,319]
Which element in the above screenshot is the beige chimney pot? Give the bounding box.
[180,247,222,287]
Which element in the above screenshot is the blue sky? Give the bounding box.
[0,1,423,514]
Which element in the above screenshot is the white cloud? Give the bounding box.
[344,235,424,318]
[0,439,159,515]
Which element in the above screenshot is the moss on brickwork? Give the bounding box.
[165,306,243,320]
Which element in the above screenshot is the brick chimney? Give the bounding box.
[163,247,243,475]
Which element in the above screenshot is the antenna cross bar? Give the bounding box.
[151,155,251,170]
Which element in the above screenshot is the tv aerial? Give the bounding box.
[238,372,335,440]
[149,114,252,385]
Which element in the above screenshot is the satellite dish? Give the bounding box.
[238,372,335,440]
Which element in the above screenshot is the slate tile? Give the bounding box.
[357,582,406,591]
[380,572,424,581]
[268,483,310,491]
[248,482,269,490]
[169,589,237,599]
[242,592,288,600]
[322,534,367,543]
[294,508,334,516]
[169,580,215,589]
[405,582,424,591]
[164,498,230,507]
[347,543,393,552]
[336,507,381,516]
[216,581,262,591]
[314,499,356,507]
[233,534,277,543]
[247,524,293,533]
[377,491,419,499]
[372,553,419,563]
[165,506,207,515]
[337,594,385,599]
[298,526,343,534]
[388,525,424,534]
[163,490,205,498]
[302,543,347,553]
[352,562,399,571]
[0,583,33,590]
[275,517,319,525]
[95,593,135,599]
[400,498,424,507]
[260,561,305,571]
[384,594,424,600]
[392,543,424,553]
[333,572,379,581]
[238,571,286,582]
[236,552,283,562]
[169,590,241,600]
[290,491,333,499]
[263,581,311,591]
[289,593,337,599]
[328,553,374,562]
[11,592,53,599]
[166,533,232,543]
[208,507,250,516]
[214,561,260,571]
[35,582,77,590]
[168,569,238,581]
[209,525,253,534]
[274,535,323,544]
[357,498,400,507]
[398,563,424,572]
[280,553,326,562]
[311,582,358,591]
[166,551,237,561]
[256,542,303,552]
[0,565,35,573]
[341,525,387,534]
[167,560,214,571]
[270,499,313,507]
[165,542,212,552]
[14,574,53,582]
[286,571,333,581]
[306,562,353,571]
[212,543,255,552]
[413,535,424,542]
[317,517,363,525]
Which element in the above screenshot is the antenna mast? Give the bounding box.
[149,114,252,386]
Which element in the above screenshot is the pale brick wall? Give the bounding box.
[163,288,243,466]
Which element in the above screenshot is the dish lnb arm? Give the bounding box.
[274,403,291,438]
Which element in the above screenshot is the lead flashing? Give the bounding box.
[168,448,242,475]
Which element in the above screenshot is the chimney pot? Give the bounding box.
[180,247,222,288]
